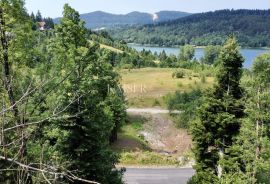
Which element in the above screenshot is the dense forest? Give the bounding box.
[0,1,126,183]
[109,9,270,47]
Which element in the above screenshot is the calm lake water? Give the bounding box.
[129,44,270,68]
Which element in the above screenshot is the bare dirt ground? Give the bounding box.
[129,111,192,155]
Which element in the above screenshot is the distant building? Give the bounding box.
[37,22,46,31]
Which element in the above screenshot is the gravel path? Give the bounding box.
[127,108,181,114]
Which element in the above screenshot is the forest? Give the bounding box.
[0,2,126,183]
[1,1,270,184]
[110,9,270,47]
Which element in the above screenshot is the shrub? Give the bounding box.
[201,74,207,83]
[166,89,203,129]
[192,73,200,77]
[177,82,183,87]
[152,99,161,106]
[172,70,185,78]
[121,64,134,69]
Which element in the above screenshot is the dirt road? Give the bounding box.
[127,108,181,114]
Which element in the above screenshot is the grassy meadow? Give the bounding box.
[119,68,214,107]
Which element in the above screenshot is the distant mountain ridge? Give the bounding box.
[54,11,191,29]
[109,9,270,47]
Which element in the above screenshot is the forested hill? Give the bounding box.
[109,9,270,47]
[54,11,191,29]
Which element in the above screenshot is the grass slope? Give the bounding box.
[119,68,214,107]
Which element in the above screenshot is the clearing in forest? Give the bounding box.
[119,68,213,107]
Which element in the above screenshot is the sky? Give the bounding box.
[25,0,270,18]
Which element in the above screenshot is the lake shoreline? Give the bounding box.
[128,43,270,68]
[127,43,270,50]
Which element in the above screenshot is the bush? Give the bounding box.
[177,82,183,87]
[192,73,200,77]
[152,99,161,106]
[257,170,270,184]
[187,171,218,184]
[201,74,206,83]
[121,64,134,69]
[166,89,203,129]
[172,70,185,78]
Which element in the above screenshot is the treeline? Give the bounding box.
[30,10,55,29]
[94,38,221,72]
[109,9,270,47]
[0,1,125,184]
[167,37,270,183]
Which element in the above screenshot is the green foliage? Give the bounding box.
[46,4,125,183]
[172,70,185,78]
[179,45,195,61]
[30,10,55,30]
[190,37,245,181]
[200,74,207,83]
[1,2,126,184]
[187,169,218,184]
[257,170,270,184]
[110,9,270,47]
[119,151,181,166]
[230,53,270,183]
[152,99,161,106]
[0,0,39,182]
[89,32,158,68]
[202,45,221,65]
[167,89,202,128]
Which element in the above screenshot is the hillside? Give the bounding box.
[109,9,270,47]
[54,11,191,29]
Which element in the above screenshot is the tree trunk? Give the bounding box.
[255,87,261,160]
[109,123,118,144]
[1,7,31,184]
[217,139,225,178]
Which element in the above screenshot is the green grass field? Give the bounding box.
[119,68,214,107]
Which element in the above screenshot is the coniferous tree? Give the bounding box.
[35,10,42,21]
[30,12,35,21]
[190,37,245,183]
[49,4,123,183]
[226,54,270,183]
[1,1,125,183]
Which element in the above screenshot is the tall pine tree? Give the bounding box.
[190,37,245,183]
[49,4,123,183]
[227,54,270,183]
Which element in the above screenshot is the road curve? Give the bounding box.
[127,108,181,114]
[123,167,195,184]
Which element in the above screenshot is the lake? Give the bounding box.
[128,44,270,68]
